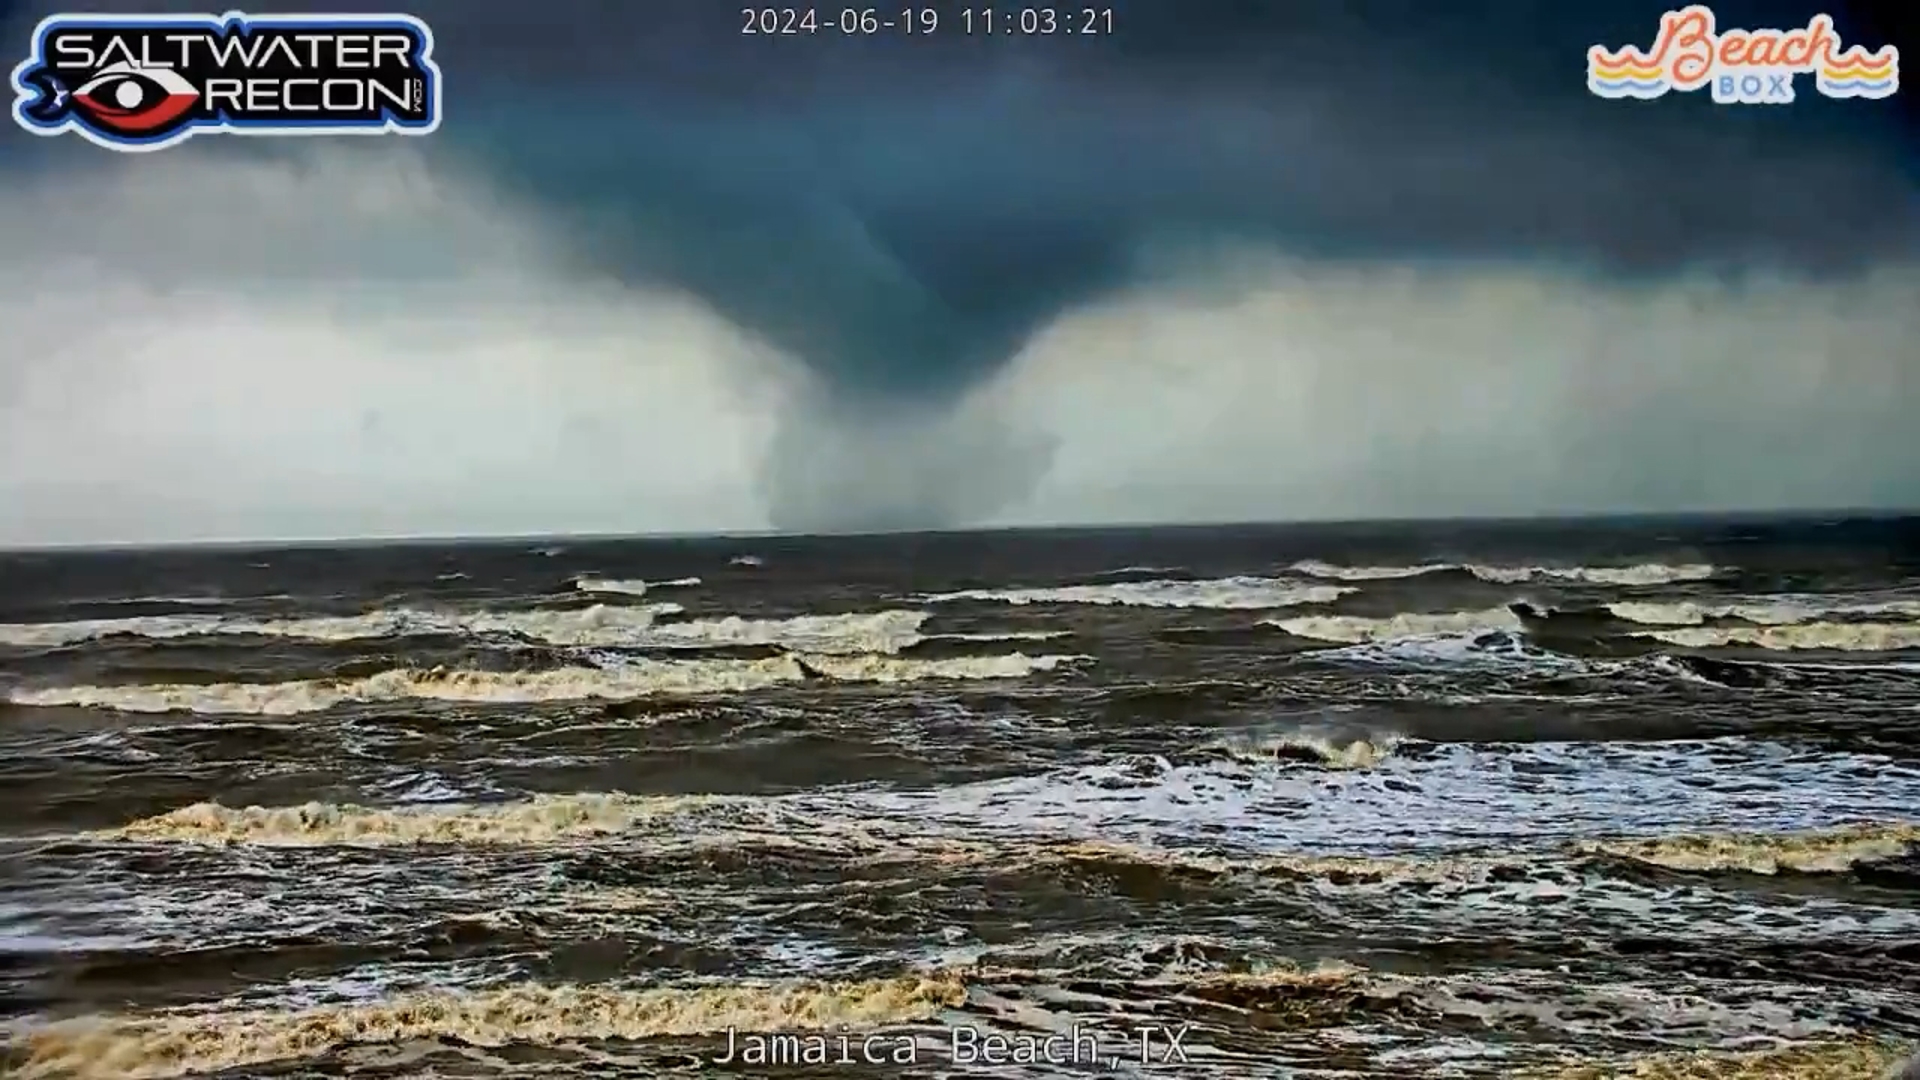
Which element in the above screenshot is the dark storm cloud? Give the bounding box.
[0,0,1912,538]
[5,0,1914,403]
[475,0,1918,402]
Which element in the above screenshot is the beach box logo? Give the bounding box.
[10,10,440,151]
[1589,5,1897,104]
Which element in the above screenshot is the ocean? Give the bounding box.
[2,515,1917,1078]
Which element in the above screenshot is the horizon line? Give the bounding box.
[2,505,1914,555]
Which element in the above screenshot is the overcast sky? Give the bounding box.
[1,0,1915,543]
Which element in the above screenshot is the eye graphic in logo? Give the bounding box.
[67,61,200,135]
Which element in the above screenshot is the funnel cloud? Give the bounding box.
[0,0,1916,543]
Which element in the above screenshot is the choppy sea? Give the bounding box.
[3,516,1918,1078]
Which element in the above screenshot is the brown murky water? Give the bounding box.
[3,520,1918,1076]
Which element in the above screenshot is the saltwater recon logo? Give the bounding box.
[1589,4,1898,104]
[10,10,441,151]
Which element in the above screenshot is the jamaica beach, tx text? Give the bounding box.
[714,1022,1195,1068]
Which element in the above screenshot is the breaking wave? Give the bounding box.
[0,606,929,654]
[1028,822,1920,887]
[95,792,719,846]
[1267,607,1920,654]
[640,611,929,653]
[1023,838,1507,885]
[1636,622,1920,652]
[572,575,702,597]
[1211,731,1404,770]
[1525,1039,1915,1080]
[90,793,969,851]
[81,793,1920,891]
[1609,596,1920,626]
[1576,822,1920,875]
[6,937,1908,1080]
[921,576,1349,609]
[1289,561,1719,586]
[1265,607,1521,644]
[7,652,1086,715]
[9,972,969,1080]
